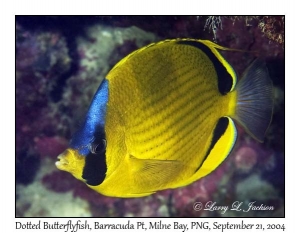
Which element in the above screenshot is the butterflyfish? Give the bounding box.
[56,39,273,197]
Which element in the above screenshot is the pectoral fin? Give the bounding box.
[129,155,184,192]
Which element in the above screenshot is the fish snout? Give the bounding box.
[55,150,71,170]
[55,148,86,181]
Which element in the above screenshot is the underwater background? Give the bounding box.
[16,16,284,217]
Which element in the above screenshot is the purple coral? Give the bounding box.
[34,136,68,159]
[234,146,258,173]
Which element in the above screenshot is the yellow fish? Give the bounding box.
[56,39,273,197]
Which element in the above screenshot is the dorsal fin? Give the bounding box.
[176,40,236,95]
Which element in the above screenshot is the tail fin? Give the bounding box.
[235,59,274,142]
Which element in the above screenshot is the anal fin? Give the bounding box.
[194,117,237,179]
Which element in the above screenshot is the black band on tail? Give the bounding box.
[195,117,229,172]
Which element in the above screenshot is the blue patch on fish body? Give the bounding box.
[70,79,109,155]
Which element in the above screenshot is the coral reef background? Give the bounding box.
[16,16,284,217]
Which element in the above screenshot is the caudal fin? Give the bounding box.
[235,59,274,142]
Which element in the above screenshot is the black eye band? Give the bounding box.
[82,126,107,186]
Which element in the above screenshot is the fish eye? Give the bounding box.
[89,139,106,154]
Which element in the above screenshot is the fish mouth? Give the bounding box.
[55,150,70,169]
[55,148,85,180]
